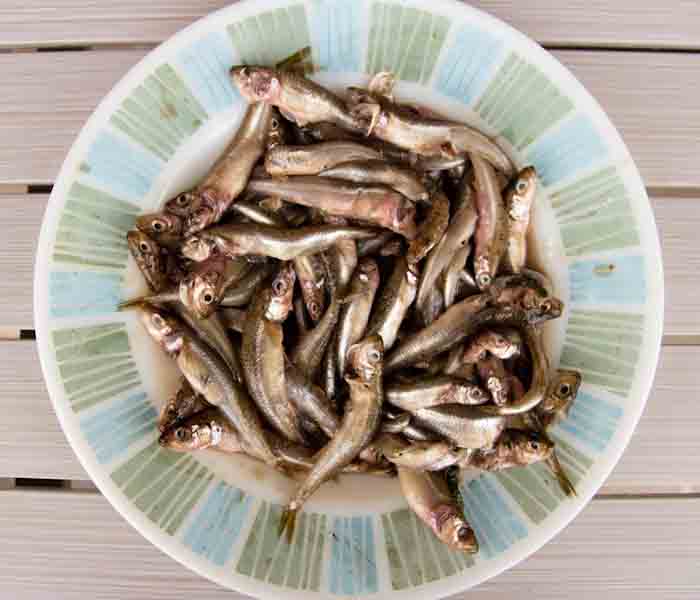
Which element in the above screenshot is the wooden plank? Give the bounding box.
[0,341,87,479]
[479,1,700,50]
[556,50,700,191]
[4,194,694,333]
[0,489,697,599]
[653,196,700,337]
[602,346,700,494]
[0,1,698,50]
[0,48,698,188]
[0,195,47,330]
[0,341,697,492]
[0,49,147,186]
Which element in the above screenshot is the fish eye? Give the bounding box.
[271,118,280,130]
[202,292,214,304]
[367,349,381,363]
[456,526,471,541]
[139,241,149,252]
[175,428,187,441]
[530,441,539,450]
[176,195,189,206]
[559,383,571,396]
[273,280,287,296]
[516,179,529,194]
[152,221,164,232]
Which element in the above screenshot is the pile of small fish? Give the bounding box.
[123,49,582,553]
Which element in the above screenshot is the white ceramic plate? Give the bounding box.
[34,1,663,597]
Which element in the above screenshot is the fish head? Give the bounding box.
[267,111,290,148]
[164,191,203,217]
[159,414,223,451]
[266,262,297,322]
[230,66,281,103]
[538,369,582,427]
[462,384,489,405]
[505,429,554,465]
[136,212,183,239]
[487,330,522,360]
[433,505,479,553]
[181,235,215,262]
[158,379,197,432]
[474,256,493,290]
[537,295,564,321]
[347,335,384,382]
[127,230,168,292]
[138,305,184,355]
[179,256,225,318]
[508,166,538,221]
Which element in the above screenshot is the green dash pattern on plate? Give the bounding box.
[227,5,311,67]
[110,64,207,162]
[381,508,473,590]
[560,310,644,396]
[475,53,574,149]
[367,1,450,84]
[111,441,214,535]
[237,501,327,592]
[551,166,641,256]
[53,182,138,270]
[53,323,141,413]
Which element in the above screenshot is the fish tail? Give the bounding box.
[117,297,148,311]
[276,46,312,71]
[118,293,172,311]
[547,452,576,497]
[279,506,298,544]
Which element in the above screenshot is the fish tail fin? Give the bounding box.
[118,297,148,311]
[279,506,298,544]
[547,452,577,497]
[276,46,312,72]
[118,293,173,311]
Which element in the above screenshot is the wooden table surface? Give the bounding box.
[1,2,698,598]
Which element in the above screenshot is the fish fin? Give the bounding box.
[118,292,175,311]
[117,297,151,311]
[547,452,577,497]
[276,46,312,71]
[279,506,298,544]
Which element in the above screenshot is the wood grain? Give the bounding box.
[0,1,698,49]
[0,488,698,599]
[0,49,698,188]
[0,195,46,330]
[5,194,694,333]
[1,341,697,493]
[0,341,87,479]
